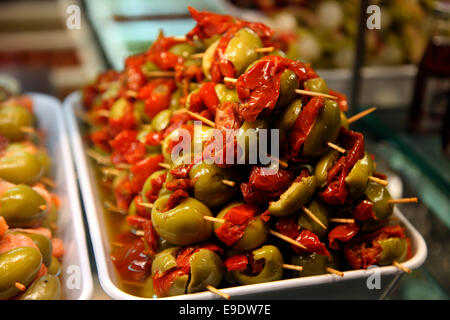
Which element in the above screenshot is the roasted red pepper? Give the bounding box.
[215,204,259,246]
[343,225,410,269]
[110,233,152,282]
[320,128,365,205]
[129,154,165,194]
[162,189,190,212]
[138,79,177,119]
[275,216,330,256]
[240,165,293,205]
[328,223,360,249]
[288,96,325,158]
[354,200,377,221]
[153,243,223,297]
[224,254,249,272]
[236,56,316,122]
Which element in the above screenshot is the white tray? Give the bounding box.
[63,90,427,300]
[28,92,93,300]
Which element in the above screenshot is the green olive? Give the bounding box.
[276,70,299,111]
[189,161,240,207]
[224,28,262,76]
[291,252,334,277]
[297,199,329,239]
[275,98,303,143]
[151,247,188,296]
[378,237,408,265]
[11,232,52,267]
[304,77,328,94]
[0,247,42,299]
[169,89,183,111]
[214,83,239,104]
[47,256,61,277]
[340,111,349,129]
[302,99,341,158]
[0,150,44,184]
[270,49,287,57]
[314,150,340,187]
[141,61,159,77]
[268,175,317,217]
[169,43,198,58]
[151,109,172,132]
[235,119,269,164]
[151,247,179,275]
[151,195,213,246]
[41,205,58,236]
[364,180,393,221]
[233,245,283,285]
[202,40,219,80]
[187,248,223,293]
[162,124,214,163]
[110,98,140,124]
[134,100,150,123]
[141,276,156,298]
[0,105,33,141]
[0,184,47,228]
[216,202,269,251]
[35,150,52,177]
[345,153,374,199]
[141,170,167,203]
[20,274,61,300]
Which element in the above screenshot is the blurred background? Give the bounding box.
[0,0,448,300]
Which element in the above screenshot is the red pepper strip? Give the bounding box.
[354,200,377,221]
[236,56,315,122]
[274,215,299,240]
[215,102,242,130]
[275,217,330,256]
[175,63,204,87]
[114,177,134,211]
[133,195,152,219]
[153,268,188,297]
[170,164,195,179]
[165,178,193,192]
[215,204,259,246]
[249,165,294,193]
[138,79,176,119]
[125,53,147,91]
[162,189,189,212]
[328,90,348,112]
[164,124,194,158]
[288,96,325,158]
[109,130,146,165]
[145,172,167,204]
[146,34,184,70]
[188,82,221,116]
[260,210,271,222]
[143,219,159,256]
[224,254,249,271]
[90,128,111,153]
[153,243,223,297]
[240,166,293,205]
[328,223,360,250]
[129,154,165,194]
[343,225,408,269]
[108,101,138,137]
[294,229,330,256]
[126,215,149,230]
[186,7,236,39]
[110,233,151,282]
[320,128,365,205]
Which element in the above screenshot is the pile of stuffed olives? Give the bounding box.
[81,7,414,298]
[0,94,63,300]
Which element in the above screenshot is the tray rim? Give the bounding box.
[28,92,94,300]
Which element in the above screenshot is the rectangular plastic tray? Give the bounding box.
[29,92,93,300]
[63,90,427,300]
